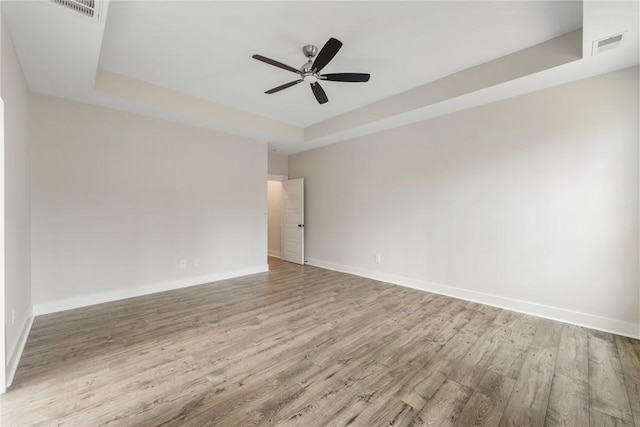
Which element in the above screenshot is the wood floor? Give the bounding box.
[2,258,639,426]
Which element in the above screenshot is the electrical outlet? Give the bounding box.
[194,258,200,267]
[11,309,15,325]
[375,254,382,264]
[179,259,186,269]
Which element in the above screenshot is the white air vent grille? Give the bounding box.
[592,32,627,56]
[50,0,96,18]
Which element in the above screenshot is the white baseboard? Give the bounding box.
[267,250,281,258]
[7,308,34,387]
[33,265,269,316]
[306,257,640,339]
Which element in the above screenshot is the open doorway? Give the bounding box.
[267,180,283,260]
[268,151,305,266]
[267,176,305,266]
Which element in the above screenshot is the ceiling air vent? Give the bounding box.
[592,32,627,56]
[50,0,96,18]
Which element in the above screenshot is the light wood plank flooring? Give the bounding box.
[1,257,638,426]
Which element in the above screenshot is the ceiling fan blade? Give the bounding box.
[265,79,303,94]
[311,38,343,73]
[311,82,328,104]
[322,73,370,82]
[252,54,300,74]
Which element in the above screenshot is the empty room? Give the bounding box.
[1,0,639,425]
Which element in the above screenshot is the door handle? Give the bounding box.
[298,224,304,228]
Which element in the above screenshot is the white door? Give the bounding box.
[281,178,304,265]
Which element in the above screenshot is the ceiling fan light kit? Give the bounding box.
[252,37,370,105]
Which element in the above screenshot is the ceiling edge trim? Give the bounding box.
[305,30,583,144]
[94,68,304,143]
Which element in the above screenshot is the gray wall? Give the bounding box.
[268,152,288,177]
[290,67,640,337]
[31,94,268,313]
[2,13,32,374]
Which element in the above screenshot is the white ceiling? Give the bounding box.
[2,1,639,154]
[98,1,582,128]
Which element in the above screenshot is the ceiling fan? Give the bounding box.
[252,37,370,105]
